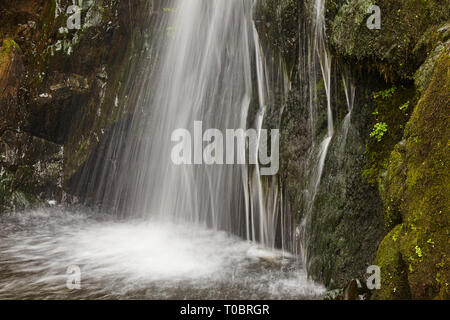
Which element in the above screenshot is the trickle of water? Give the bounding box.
[299,0,335,268]
[340,73,356,156]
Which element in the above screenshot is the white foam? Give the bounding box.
[0,209,326,299]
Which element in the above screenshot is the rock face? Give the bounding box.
[324,0,449,298]
[0,0,152,211]
[324,0,449,299]
[373,49,449,300]
[327,0,450,79]
[255,0,449,298]
[255,0,385,289]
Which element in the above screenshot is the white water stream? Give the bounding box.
[0,0,329,299]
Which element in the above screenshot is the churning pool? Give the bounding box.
[0,208,325,299]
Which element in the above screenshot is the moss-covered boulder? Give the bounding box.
[374,47,449,299]
[328,0,450,79]
[373,224,411,299]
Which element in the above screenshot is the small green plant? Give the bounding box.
[415,245,423,258]
[373,86,397,99]
[399,101,410,111]
[370,122,388,142]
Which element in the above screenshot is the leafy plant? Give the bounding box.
[370,122,388,142]
[415,245,423,258]
[373,86,397,99]
[399,101,410,113]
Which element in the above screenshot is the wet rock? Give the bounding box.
[0,0,153,212]
[0,129,63,212]
[344,279,360,300]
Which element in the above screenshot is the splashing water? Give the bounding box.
[71,0,287,248]
[0,0,331,298]
[0,209,325,299]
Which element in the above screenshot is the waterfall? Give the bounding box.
[73,0,284,248]
[339,72,356,158]
[299,0,335,268]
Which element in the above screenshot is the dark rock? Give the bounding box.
[344,279,359,300]
[0,0,154,213]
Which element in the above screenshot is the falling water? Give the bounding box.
[0,0,330,299]
[71,0,285,246]
[299,0,334,268]
[340,72,356,157]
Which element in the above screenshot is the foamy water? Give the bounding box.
[0,208,325,299]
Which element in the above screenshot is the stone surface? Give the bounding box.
[0,0,153,212]
[374,48,450,300]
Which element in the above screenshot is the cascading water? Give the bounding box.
[339,72,356,158]
[299,0,335,268]
[81,0,282,247]
[0,0,326,299]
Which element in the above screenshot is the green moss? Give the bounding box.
[383,146,406,230]
[362,84,415,186]
[329,0,450,79]
[0,39,22,65]
[374,49,450,299]
[373,224,411,299]
[1,39,21,54]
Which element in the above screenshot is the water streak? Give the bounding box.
[299,0,335,268]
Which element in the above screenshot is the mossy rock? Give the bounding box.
[0,38,22,88]
[414,24,450,94]
[375,48,450,299]
[329,0,450,79]
[254,0,299,75]
[372,224,411,299]
[362,83,416,188]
